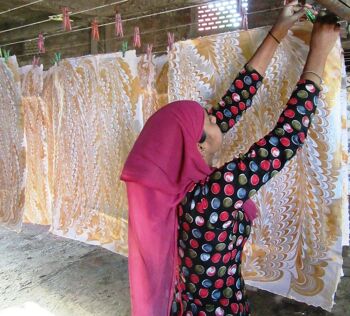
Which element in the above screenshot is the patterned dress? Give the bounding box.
[170,65,320,316]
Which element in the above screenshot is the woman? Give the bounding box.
[121,2,340,315]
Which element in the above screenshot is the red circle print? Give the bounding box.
[257,138,266,146]
[231,105,238,115]
[249,86,256,94]
[211,183,221,194]
[220,298,229,306]
[226,276,235,286]
[235,79,244,89]
[288,97,298,105]
[224,184,234,196]
[216,112,223,120]
[219,211,229,221]
[215,279,224,289]
[305,100,313,111]
[238,161,246,171]
[190,274,200,284]
[250,174,260,186]
[223,253,231,264]
[260,160,271,171]
[284,109,295,118]
[185,257,193,268]
[190,239,199,248]
[280,137,290,147]
[218,231,228,242]
[231,303,239,314]
[182,222,190,232]
[201,198,208,209]
[196,202,204,214]
[211,253,222,263]
[199,288,209,298]
[251,73,259,81]
[204,231,216,241]
[272,159,281,169]
[239,102,246,110]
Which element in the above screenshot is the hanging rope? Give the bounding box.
[0,0,128,35]
[0,0,43,16]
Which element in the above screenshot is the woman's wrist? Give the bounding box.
[270,24,288,42]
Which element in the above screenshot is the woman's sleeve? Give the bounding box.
[207,79,321,203]
[210,64,264,133]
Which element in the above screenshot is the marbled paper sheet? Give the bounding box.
[0,57,25,231]
[20,65,52,226]
[7,51,167,255]
[168,25,349,311]
[42,51,141,255]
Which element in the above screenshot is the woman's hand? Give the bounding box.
[309,17,340,58]
[270,0,311,41]
[301,18,340,84]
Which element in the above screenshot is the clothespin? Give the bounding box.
[91,18,100,41]
[32,56,40,67]
[51,52,61,65]
[241,7,248,30]
[38,33,45,54]
[146,44,153,62]
[115,13,124,37]
[305,8,316,23]
[133,26,141,48]
[62,7,72,31]
[3,50,10,62]
[121,41,128,57]
[167,32,175,51]
[0,48,10,62]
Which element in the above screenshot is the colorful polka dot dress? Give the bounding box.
[170,65,321,316]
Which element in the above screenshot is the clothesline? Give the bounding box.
[15,23,275,60]
[0,0,43,16]
[15,22,198,58]
[0,1,286,48]
[0,0,129,35]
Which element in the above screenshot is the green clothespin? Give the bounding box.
[121,41,128,58]
[4,50,10,62]
[0,48,11,62]
[305,9,316,23]
[51,52,62,65]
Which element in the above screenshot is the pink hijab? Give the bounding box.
[121,100,257,316]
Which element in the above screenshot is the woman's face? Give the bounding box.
[197,110,223,165]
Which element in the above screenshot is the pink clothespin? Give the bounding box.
[91,18,100,41]
[241,7,248,30]
[115,13,124,37]
[133,26,141,48]
[167,32,175,51]
[38,33,45,54]
[146,44,153,62]
[62,7,71,31]
[32,56,40,67]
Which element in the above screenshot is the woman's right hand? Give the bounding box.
[309,17,340,58]
[301,17,340,84]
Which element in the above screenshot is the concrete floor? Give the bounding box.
[0,224,349,316]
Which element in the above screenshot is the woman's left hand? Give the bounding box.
[271,0,313,41]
